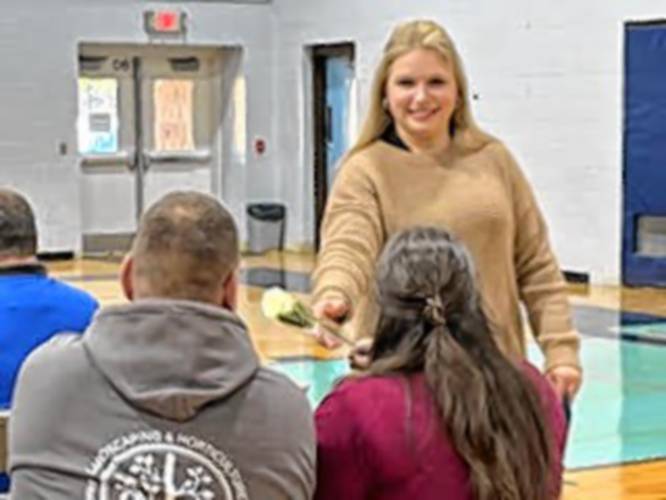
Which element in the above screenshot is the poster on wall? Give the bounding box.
[153,79,194,152]
[77,78,119,154]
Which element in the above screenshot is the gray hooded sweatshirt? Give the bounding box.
[9,299,316,499]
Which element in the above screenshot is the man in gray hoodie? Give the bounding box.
[9,191,316,499]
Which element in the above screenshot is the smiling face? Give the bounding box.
[385,48,458,150]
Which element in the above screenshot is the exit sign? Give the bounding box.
[144,10,186,35]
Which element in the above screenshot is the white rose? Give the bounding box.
[261,287,296,320]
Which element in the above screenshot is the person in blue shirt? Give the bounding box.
[0,188,98,492]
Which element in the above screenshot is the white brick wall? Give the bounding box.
[2,1,666,283]
[270,0,666,284]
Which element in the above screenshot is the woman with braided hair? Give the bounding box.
[314,227,567,500]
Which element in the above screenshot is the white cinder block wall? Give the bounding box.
[0,0,276,253]
[1,0,666,284]
[272,0,666,285]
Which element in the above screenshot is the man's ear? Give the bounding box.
[221,270,239,311]
[120,254,134,301]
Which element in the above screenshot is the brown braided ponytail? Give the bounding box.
[366,227,553,500]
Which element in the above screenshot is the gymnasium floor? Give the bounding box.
[48,251,666,499]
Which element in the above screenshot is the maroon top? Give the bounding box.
[315,361,567,500]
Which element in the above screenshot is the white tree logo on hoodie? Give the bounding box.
[85,430,249,500]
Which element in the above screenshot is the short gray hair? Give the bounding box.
[131,191,239,301]
[0,188,37,257]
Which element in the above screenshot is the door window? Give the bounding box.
[77,77,120,154]
[153,79,195,152]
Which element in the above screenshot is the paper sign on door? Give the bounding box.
[77,78,119,154]
[154,79,194,152]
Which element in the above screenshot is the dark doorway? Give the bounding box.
[311,43,355,249]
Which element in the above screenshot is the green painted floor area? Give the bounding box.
[528,338,666,469]
[271,310,666,470]
[269,358,350,407]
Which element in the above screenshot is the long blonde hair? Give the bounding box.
[348,19,494,158]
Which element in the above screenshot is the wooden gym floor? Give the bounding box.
[46,251,666,499]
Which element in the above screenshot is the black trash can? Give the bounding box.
[246,203,286,254]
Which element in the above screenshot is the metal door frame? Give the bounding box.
[77,43,235,253]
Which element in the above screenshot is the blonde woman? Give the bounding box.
[312,19,582,399]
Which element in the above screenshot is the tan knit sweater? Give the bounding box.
[313,139,581,372]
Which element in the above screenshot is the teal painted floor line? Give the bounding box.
[610,321,666,340]
[268,358,350,407]
[271,333,666,470]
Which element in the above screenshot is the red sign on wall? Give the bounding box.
[254,138,267,156]
[145,10,186,35]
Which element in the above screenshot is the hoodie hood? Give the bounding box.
[84,299,259,422]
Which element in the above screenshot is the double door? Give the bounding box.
[78,44,225,252]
